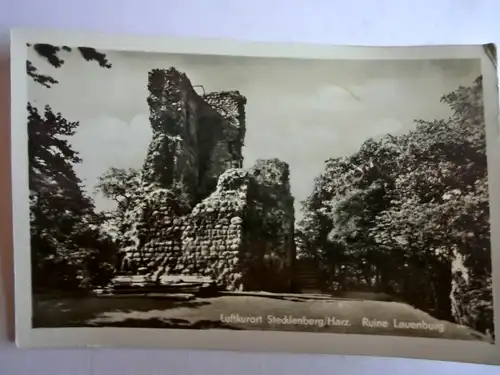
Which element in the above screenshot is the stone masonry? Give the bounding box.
[118,67,295,292]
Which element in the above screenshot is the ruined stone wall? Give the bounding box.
[196,91,247,200]
[147,163,296,292]
[118,68,296,292]
[143,68,246,205]
[120,68,246,272]
[202,91,246,168]
[241,159,296,291]
[175,169,249,290]
[144,69,200,204]
[119,187,184,275]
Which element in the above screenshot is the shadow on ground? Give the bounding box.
[31,292,492,343]
[90,317,242,330]
[32,295,211,328]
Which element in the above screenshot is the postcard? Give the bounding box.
[10,29,500,364]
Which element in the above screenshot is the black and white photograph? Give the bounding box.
[14,34,499,355]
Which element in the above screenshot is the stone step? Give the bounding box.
[295,274,318,278]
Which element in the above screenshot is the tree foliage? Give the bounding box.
[299,77,493,334]
[94,167,142,247]
[95,167,141,213]
[27,43,111,88]
[28,44,116,291]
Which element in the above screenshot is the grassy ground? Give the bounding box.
[32,292,491,342]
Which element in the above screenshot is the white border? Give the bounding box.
[10,28,500,365]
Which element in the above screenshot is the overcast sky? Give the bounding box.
[27,48,480,218]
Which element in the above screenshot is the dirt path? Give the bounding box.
[33,293,491,342]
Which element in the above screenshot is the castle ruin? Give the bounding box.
[117,68,296,292]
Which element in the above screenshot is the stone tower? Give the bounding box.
[117,68,296,293]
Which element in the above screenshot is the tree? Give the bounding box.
[94,167,142,249]
[95,167,141,214]
[28,103,81,190]
[371,77,490,323]
[298,138,399,292]
[28,44,116,291]
[27,43,111,88]
[300,76,493,334]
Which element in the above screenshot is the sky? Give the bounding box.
[27,47,481,218]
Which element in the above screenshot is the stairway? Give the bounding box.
[295,260,322,294]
